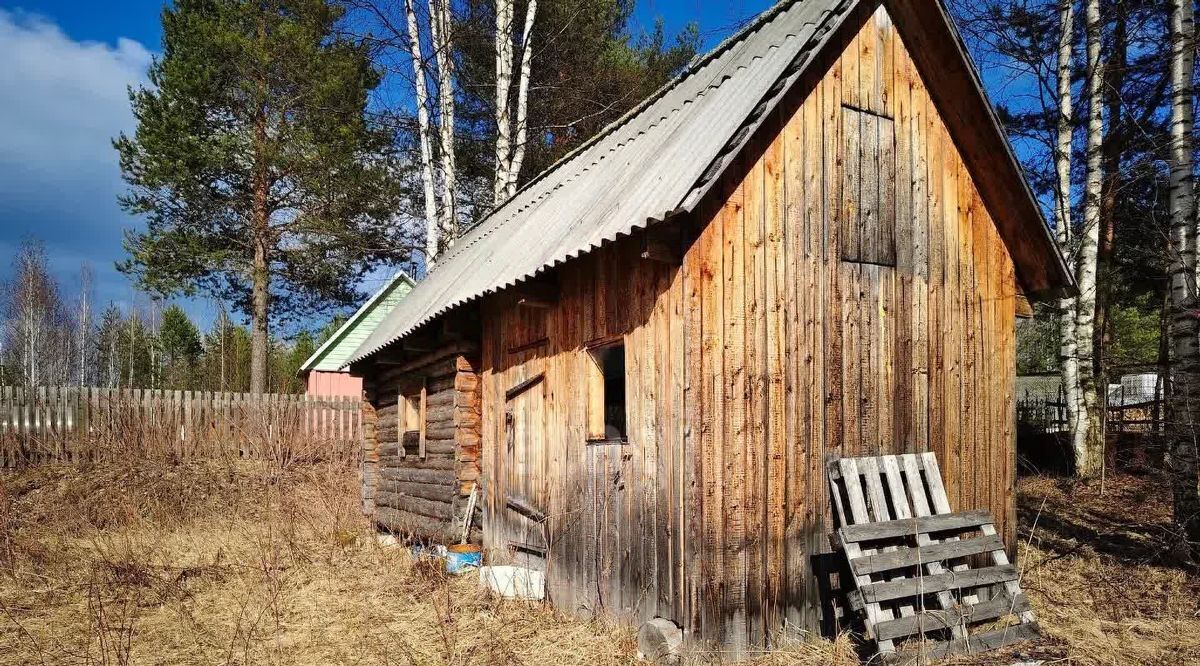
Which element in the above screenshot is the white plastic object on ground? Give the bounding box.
[478,565,545,600]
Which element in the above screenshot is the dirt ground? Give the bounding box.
[0,460,1196,665]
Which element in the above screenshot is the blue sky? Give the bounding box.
[0,0,773,332]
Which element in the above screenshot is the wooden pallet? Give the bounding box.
[827,453,1039,664]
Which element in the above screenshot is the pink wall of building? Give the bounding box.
[305,370,363,397]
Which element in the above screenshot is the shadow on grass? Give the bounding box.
[1016,472,1188,570]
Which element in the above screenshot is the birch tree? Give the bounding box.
[506,0,538,198]
[394,0,459,268]
[419,1,697,220]
[1168,0,1200,559]
[492,0,515,203]
[76,264,94,387]
[429,0,459,250]
[406,0,442,266]
[493,0,538,204]
[1055,0,1085,468]
[1,241,71,387]
[1074,0,1105,476]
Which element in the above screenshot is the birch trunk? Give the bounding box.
[429,0,457,250]
[493,0,515,204]
[1055,0,1083,462]
[1168,0,1200,559]
[406,0,441,268]
[505,0,537,199]
[77,266,92,387]
[1073,0,1105,476]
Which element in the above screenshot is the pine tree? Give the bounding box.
[274,330,316,393]
[159,304,203,389]
[94,304,125,388]
[200,310,254,392]
[455,3,699,206]
[353,0,700,233]
[114,0,409,393]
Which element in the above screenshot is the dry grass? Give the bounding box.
[924,473,1200,666]
[2,460,1196,665]
[0,461,853,665]
[1007,473,1200,665]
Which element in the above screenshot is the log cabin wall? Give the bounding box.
[361,398,379,516]
[362,344,482,542]
[478,4,1018,652]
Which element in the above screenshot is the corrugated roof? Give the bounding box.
[347,0,853,366]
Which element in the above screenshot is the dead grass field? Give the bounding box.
[1008,473,1200,665]
[0,460,1195,665]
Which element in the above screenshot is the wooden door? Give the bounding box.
[503,373,547,569]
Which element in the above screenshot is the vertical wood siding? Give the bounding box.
[478,5,1019,652]
[304,370,364,397]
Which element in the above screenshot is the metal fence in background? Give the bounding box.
[1016,371,1166,436]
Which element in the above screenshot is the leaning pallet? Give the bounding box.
[827,453,1040,664]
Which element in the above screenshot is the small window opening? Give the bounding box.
[402,393,420,433]
[399,382,426,458]
[587,342,626,442]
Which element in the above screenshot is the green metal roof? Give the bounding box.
[301,271,416,373]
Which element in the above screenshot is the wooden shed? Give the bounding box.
[347,0,1073,652]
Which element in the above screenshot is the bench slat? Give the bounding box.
[874,593,1032,641]
[854,564,1020,604]
[888,622,1042,664]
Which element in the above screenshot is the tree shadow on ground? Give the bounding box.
[1016,472,1190,570]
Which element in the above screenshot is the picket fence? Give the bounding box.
[0,386,364,469]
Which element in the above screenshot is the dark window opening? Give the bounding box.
[587,342,626,442]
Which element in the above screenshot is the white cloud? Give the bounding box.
[0,10,153,307]
[0,11,151,174]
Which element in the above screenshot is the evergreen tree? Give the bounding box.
[159,304,203,389]
[94,304,125,388]
[351,0,700,229]
[200,309,254,392]
[453,2,699,217]
[290,330,317,371]
[115,0,411,393]
[316,315,348,346]
[269,331,316,393]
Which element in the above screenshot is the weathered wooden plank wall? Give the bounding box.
[480,236,685,623]
[0,387,363,469]
[478,4,1019,653]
